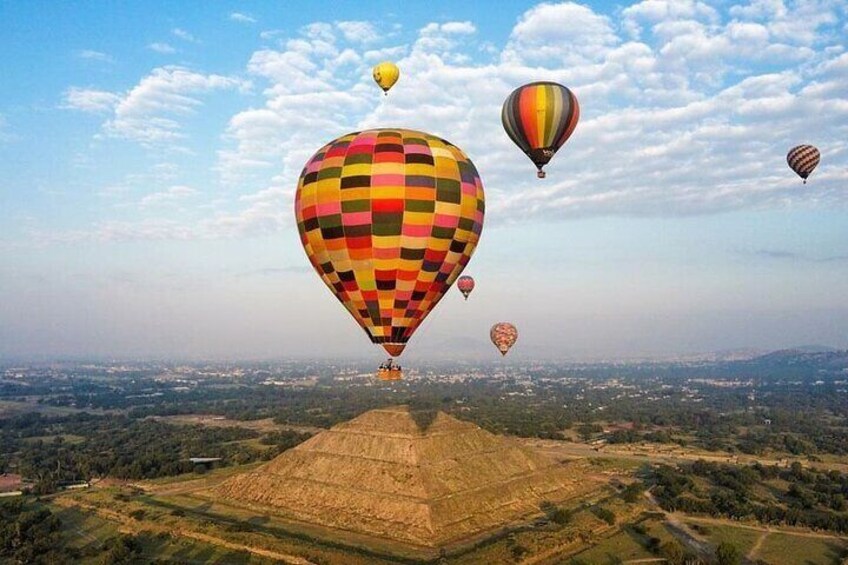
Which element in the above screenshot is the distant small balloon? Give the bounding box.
[786,145,820,184]
[457,276,475,300]
[372,61,399,95]
[490,322,518,356]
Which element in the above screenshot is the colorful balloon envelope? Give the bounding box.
[295,128,485,357]
[372,61,400,95]
[457,275,475,300]
[786,145,820,184]
[490,322,518,356]
[502,81,579,179]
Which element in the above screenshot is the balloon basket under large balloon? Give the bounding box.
[377,358,403,381]
[537,170,546,179]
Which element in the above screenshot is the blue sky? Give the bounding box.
[1,0,847,360]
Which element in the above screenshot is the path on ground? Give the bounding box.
[747,531,769,561]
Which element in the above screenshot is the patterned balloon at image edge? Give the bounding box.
[457,275,475,300]
[786,145,820,184]
[490,322,518,356]
[295,128,485,357]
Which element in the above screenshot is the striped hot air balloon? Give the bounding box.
[456,275,475,300]
[786,145,820,184]
[295,128,485,358]
[490,322,518,356]
[502,81,580,179]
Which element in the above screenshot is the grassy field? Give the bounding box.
[51,502,277,564]
[569,527,654,563]
[755,532,848,565]
[685,519,762,556]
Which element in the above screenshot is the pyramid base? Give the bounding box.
[205,406,600,551]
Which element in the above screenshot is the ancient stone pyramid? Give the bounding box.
[211,406,580,548]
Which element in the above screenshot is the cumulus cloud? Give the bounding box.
[49,1,848,244]
[503,3,618,65]
[61,87,121,113]
[336,21,380,43]
[64,66,248,146]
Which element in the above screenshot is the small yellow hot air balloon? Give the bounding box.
[372,61,399,95]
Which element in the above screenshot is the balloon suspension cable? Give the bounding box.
[537,169,546,179]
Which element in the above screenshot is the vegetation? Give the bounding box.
[0,499,67,564]
[1,411,311,492]
[652,460,848,533]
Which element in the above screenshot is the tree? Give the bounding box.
[715,541,742,565]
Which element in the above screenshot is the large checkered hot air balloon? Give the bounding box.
[786,145,820,184]
[295,128,485,359]
[502,81,580,179]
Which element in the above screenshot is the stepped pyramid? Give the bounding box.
[210,406,584,549]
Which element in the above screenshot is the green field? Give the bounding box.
[685,520,762,556]
[51,502,277,564]
[570,527,654,563]
[755,532,848,565]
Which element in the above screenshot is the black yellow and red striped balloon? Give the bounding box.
[501,81,579,179]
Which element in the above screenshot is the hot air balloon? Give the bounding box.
[372,61,399,95]
[490,322,517,356]
[787,145,820,184]
[502,81,579,179]
[457,275,475,300]
[295,128,485,367]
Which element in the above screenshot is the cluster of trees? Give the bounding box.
[652,460,848,533]
[0,499,65,564]
[1,412,311,492]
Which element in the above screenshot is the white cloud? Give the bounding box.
[503,3,618,65]
[336,21,379,43]
[65,67,248,147]
[104,67,247,144]
[75,49,113,63]
[148,42,177,54]
[61,87,121,113]
[440,21,476,34]
[47,2,848,244]
[230,12,257,24]
[172,28,199,43]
